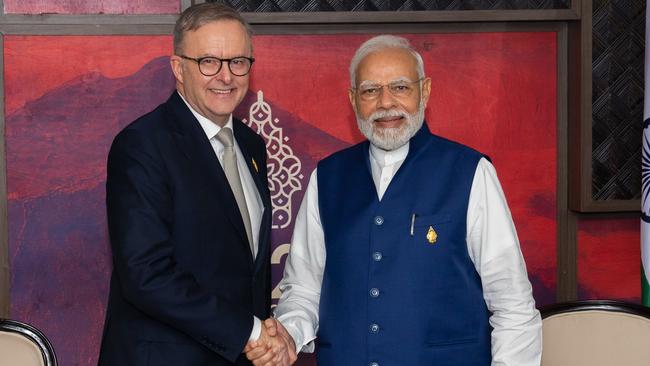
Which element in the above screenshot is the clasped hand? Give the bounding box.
[245,318,297,366]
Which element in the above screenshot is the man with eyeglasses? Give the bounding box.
[98,3,295,366]
[246,35,542,366]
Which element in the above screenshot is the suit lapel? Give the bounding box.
[165,92,252,259]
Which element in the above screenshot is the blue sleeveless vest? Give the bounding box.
[316,125,491,366]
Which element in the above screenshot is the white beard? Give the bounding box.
[356,102,425,151]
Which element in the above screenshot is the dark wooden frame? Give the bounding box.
[568,0,640,213]
[0,1,584,316]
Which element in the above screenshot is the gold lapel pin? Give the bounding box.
[251,157,259,173]
[426,226,438,244]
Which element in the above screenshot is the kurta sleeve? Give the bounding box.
[466,158,542,366]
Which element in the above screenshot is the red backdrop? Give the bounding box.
[577,217,641,301]
[4,32,568,366]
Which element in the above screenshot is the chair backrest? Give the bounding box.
[540,300,650,366]
[0,319,57,366]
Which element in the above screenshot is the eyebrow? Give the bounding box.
[195,53,250,59]
[357,76,416,87]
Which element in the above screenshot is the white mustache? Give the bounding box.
[369,109,408,121]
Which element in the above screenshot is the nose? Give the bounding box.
[214,61,233,83]
[376,85,397,109]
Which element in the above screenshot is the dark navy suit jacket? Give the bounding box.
[98,91,272,366]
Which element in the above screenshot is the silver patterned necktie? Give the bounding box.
[215,127,254,256]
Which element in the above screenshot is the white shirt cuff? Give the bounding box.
[283,322,315,354]
[249,316,262,342]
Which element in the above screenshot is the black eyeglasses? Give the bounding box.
[178,55,255,76]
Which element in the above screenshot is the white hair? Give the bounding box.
[349,35,425,87]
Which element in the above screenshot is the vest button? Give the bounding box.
[372,252,382,261]
[369,323,379,333]
[369,288,380,297]
[370,363,379,366]
[374,216,384,225]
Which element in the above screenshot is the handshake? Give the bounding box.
[245,318,298,366]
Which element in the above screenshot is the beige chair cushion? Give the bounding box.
[0,331,45,366]
[542,310,650,366]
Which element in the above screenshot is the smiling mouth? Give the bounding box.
[375,116,403,122]
[209,88,234,95]
[374,115,405,127]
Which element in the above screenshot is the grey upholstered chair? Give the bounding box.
[0,318,57,366]
[540,300,650,366]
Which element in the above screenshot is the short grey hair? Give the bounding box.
[349,35,425,87]
[173,3,253,55]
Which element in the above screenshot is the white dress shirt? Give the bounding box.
[179,94,265,342]
[274,142,542,365]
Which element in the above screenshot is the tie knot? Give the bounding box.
[216,127,234,148]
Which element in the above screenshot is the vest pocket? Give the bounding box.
[425,336,477,347]
[421,288,480,346]
[413,213,451,226]
[411,213,451,245]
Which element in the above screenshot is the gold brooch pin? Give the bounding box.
[426,226,437,244]
[251,157,259,173]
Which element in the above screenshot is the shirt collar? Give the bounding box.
[178,92,233,140]
[369,141,409,168]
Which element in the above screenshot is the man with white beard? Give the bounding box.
[246,35,542,366]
